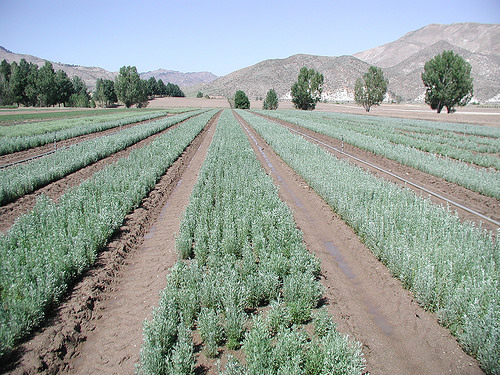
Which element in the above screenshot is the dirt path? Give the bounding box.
[236,112,483,374]
[4,112,219,374]
[256,112,499,233]
[0,115,190,233]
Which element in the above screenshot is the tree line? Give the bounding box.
[0,59,185,108]
[234,50,473,114]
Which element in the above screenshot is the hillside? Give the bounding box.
[140,69,217,87]
[354,23,500,68]
[197,23,500,103]
[0,47,217,91]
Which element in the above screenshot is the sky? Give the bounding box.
[1,0,499,77]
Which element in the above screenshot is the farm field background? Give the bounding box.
[0,102,498,374]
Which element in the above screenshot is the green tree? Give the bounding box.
[234,90,250,109]
[291,67,324,110]
[68,76,90,107]
[354,66,388,112]
[165,82,185,97]
[9,59,30,106]
[115,65,144,108]
[54,70,74,106]
[263,88,278,110]
[157,79,167,96]
[421,50,473,113]
[94,78,117,107]
[37,61,57,107]
[0,59,12,105]
[196,91,203,98]
[146,76,158,97]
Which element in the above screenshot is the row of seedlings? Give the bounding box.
[0,110,206,205]
[139,110,365,375]
[0,110,218,359]
[258,110,500,199]
[0,110,170,155]
[239,110,499,375]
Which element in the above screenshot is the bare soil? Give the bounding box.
[2,106,490,374]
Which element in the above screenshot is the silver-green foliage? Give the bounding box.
[0,110,170,155]
[240,110,499,374]
[259,110,500,198]
[140,110,365,374]
[0,110,216,359]
[0,110,205,205]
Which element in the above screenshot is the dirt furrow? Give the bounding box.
[237,112,483,375]
[0,115,190,233]
[256,112,499,233]
[3,112,219,374]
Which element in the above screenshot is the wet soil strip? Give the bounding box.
[0,114,198,233]
[236,112,483,375]
[6,112,219,375]
[255,112,499,233]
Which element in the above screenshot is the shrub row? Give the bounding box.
[0,110,206,206]
[240,110,499,374]
[0,110,170,155]
[0,110,217,359]
[139,110,365,374]
[258,110,500,198]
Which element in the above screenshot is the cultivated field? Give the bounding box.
[0,103,498,374]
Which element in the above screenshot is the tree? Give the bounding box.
[354,66,388,112]
[197,91,203,98]
[165,82,185,97]
[291,67,324,110]
[54,70,74,106]
[421,50,473,113]
[68,76,90,107]
[263,88,278,110]
[37,61,58,107]
[146,76,158,97]
[0,60,12,105]
[94,78,117,107]
[234,90,250,109]
[115,65,145,108]
[157,79,167,96]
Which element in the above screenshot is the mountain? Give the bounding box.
[0,47,218,90]
[198,22,500,103]
[0,46,117,91]
[195,54,371,102]
[354,23,500,68]
[140,69,218,87]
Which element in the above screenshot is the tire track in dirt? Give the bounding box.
[255,112,499,233]
[4,111,220,374]
[0,114,194,233]
[236,111,483,375]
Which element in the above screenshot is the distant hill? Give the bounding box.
[2,23,499,102]
[354,23,500,68]
[194,54,371,101]
[140,69,218,87]
[0,46,116,91]
[0,47,218,91]
[198,22,500,103]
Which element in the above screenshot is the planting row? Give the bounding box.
[139,110,365,374]
[239,110,499,374]
[0,110,206,206]
[0,110,217,359]
[0,110,170,155]
[258,110,500,198]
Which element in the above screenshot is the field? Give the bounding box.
[0,102,498,374]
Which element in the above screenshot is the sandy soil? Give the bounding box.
[1,108,490,374]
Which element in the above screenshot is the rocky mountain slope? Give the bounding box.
[198,23,500,103]
[140,69,217,87]
[0,47,217,91]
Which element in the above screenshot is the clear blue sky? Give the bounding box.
[1,0,499,76]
